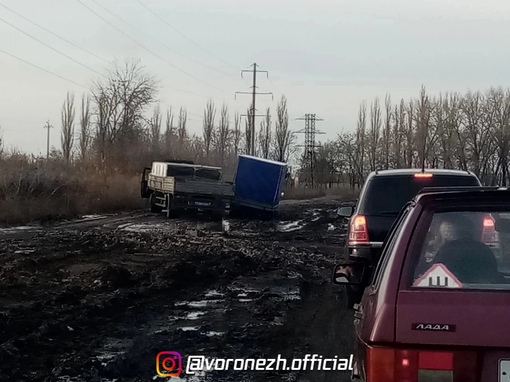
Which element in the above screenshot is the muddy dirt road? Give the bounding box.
[0,198,355,382]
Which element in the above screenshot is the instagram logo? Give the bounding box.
[156,351,182,377]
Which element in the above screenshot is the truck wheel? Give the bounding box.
[150,194,162,213]
[344,286,363,309]
[165,196,180,218]
[141,180,150,198]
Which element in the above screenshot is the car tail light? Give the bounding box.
[349,214,369,244]
[366,347,478,382]
[414,173,433,178]
[482,215,498,243]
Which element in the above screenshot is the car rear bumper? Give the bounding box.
[346,242,384,263]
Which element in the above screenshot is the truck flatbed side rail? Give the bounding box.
[148,174,175,193]
[174,179,234,196]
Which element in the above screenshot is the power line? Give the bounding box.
[78,0,226,95]
[75,0,206,98]
[87,0,233,79]
[0,48,88,88]
[0,2,109,64]
[0,16,106,78]
[89,0,231,92]
[135,0,238,71]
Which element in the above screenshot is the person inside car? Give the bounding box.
[415,214,464,277]
[431,214,504,284]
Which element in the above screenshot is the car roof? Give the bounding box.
[367,168,476,178]
[415,187,510,205]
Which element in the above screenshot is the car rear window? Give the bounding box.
[360,175,480,215]
[410,209,510,290]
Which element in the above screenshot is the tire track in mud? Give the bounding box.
[0,199,355,381]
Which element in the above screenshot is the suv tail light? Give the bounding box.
[349,214,369,244]
[482,215,498,244]
[414,172,433,178]
[367,347,477,382]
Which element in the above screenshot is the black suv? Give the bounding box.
[338,168,482,308]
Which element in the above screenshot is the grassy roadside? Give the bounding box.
[0,157,144,225]
[0,156,359,225]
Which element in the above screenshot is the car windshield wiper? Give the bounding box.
[378,211,400,215]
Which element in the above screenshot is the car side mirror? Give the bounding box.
[337,206,354,218]
[332,262,366,285]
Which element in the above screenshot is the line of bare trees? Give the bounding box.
[54,59,295,177]
[309,86,510,188]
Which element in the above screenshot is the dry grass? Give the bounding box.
[0,154,360,225]
[0,155,144,225]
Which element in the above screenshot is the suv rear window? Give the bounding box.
[410,209,510,290]
[360,175,480,215]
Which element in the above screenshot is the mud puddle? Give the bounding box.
[0,198,354,382]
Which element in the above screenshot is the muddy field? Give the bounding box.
[0,198,355,382]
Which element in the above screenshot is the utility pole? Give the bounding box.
[235,63,273,156]
[43,120,53,159]
[296,114,325,188]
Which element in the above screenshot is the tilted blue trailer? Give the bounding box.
[231,155,288,218]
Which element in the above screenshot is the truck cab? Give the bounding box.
[141,161,234,218]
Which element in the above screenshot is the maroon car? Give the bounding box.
[334,187,510,381]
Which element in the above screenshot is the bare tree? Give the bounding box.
[354,101,367,185]
[78,93,91,162]
[404,99,415,167]
[232,112,242,159]
[61,91,75,164]
[415,86,432,168]
[244,107,253,155]
[91,59,158,170]
[461,91,484,176]
[164,107,174,158]
[0,125,3,156]
[367,98,381,171]
[427,95,444,169]
[338,87,510,188]
[202,100,216,161]
[149,104,162,154]
[274,95,292,162]
[337,132,358,188]
[189,134,204,163]
[448,93,468,170]
[488,88,510,185]
[258,107,271,159]
[177,107,188,148]
[392,101,405,168]
[93,86,117,168]
[382,94,392,169]
[214,103,230,166]
[480,91,499,184]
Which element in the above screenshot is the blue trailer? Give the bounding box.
[231,155,288,218]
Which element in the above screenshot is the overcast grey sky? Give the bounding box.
[1,0,510,155]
